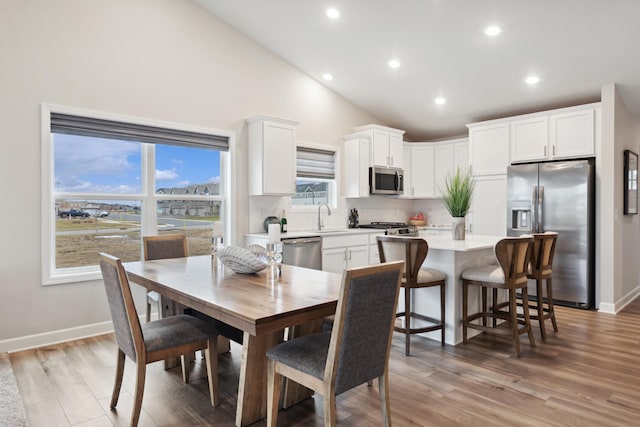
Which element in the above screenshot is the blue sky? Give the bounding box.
[54,134,220,193]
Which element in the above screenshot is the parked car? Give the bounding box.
[58,209,90,218]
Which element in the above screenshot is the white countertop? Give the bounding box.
[425,234,502,251]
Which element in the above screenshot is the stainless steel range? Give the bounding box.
[358,222,418,236]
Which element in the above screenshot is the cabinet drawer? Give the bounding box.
[322,234,369,249]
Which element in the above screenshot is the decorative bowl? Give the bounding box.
[218,246,268,274]
[408,219,426,226]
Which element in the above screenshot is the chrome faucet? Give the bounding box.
[317,203,331,230]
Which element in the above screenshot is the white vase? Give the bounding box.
[451,217,466,240]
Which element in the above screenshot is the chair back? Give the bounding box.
[99,253,143,362]
[529,232,558,279]
[143,234,188,261]
[494,236,533,288]
[325,261,404,395]
[377,236,428,285]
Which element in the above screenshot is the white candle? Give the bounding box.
[268,223,281,243]
[213,221,224,237]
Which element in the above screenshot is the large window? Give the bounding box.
[42,105,232,284]
[292,146,336,207]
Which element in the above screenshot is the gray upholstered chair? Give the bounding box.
[99,253,219,427]
[461,236,535,357]
[142,234,189,322]
[266,261,404,427]
[377,235,446,355]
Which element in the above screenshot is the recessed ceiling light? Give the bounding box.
[484,25,502,36]
[326,8,340,19]
[322,73,333,81]
[525,75,540,85]
[435,97,446,105]
[388,59,400,69]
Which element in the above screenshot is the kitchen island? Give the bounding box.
[411,234,503,345]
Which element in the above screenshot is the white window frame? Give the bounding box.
[41,103,234,285]
[292,142,339,211]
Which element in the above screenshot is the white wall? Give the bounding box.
[0,0,380,350]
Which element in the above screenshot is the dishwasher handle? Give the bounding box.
[281,237,322,245]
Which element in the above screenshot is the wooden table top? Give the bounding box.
[124,255,342,336]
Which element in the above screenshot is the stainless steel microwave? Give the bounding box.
[369,166,404,195]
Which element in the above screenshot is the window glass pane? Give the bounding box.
[155,200,222,256]
[155,145,221,195]
[292,180,329,205]
[55,199,141,268]
[53,134,141,193]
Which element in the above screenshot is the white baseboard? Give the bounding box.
[598,283,640,314]
[0,321,114,353]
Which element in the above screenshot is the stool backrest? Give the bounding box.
[376,236,428,285]
[530,232,558,278]
[495,236,533,288]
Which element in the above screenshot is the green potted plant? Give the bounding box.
[439,166,475,240]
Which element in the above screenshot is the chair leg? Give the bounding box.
[110,349,126,409]
[131,359,146,427]
[509,289,521,358]
[462,281,468,344]
[378,374,391,427]
[181,354,190,383]
[481,287,488,327]
[205,337,219,407]
[547,278,559,332]
[536,278,547,340]
[404,287,411,356]
[267,360,281,427]
[491,288,498,328]
[440,283,446,345]
[521,291,536,348]
[323,390,337,427]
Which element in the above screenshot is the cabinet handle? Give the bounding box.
[387,155,390,166]
[544,146,547,157]
[348,250,352,260]
[553,145,556,156]
[343,251,347,262]
[390,156,394,165]
[412,187,415,196]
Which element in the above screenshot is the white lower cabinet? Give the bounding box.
[322,234,369,274]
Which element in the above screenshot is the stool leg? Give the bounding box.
[521,290,536,347]
[509,289,521,357]
[440,283,446,345]
[462,281,468,344]
[536,278,547,340]
[481,287,487,328]
[547,278,559,332]
[405,286,411,356]
[492,288,498,328]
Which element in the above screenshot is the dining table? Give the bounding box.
[124,255,343,427]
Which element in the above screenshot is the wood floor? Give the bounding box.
[9,298,640,426]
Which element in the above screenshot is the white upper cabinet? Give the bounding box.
[247,115,298,196]
[353,124,405,168]
[454,140,469,172]
[343,133,371,198]
[410,145,435,198]
[510,105,596,163]
[434,143,454,195]
[468,122,510,175]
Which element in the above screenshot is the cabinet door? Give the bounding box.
[510,116,549,163]
[343,137,370,198]
[371,130,390,166]
[322,248,346,274]
[388,132,404,168]
[549,108,594,159]
[468,123,509,175]
[262,121,295,194]
[454,141,469,172]
[434,143,454,196]
[411,145,435,198]
[469,174,507,236]
[346,245,369,269]
[400,145,412,198]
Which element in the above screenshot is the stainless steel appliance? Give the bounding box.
[369,166,404,195]
[281,236,322,270]
[507,159,595,308]
[358,222,418,236]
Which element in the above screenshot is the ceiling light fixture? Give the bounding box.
[435,97,446,105]
[525,75,540,85]
[322,73,333,81]
[388,59,400,69]
[484,25,502,36]
[326,8,340,19]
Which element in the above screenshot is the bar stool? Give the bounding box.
[526,232,559,339]
[377,236,446,355]
[461,236,535,357]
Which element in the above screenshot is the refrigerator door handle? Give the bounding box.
[532,185,538,233]
[538,185,544,232]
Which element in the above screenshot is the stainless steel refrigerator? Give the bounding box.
[507,159,595,308]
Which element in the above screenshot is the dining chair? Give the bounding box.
[142,234,189,322]
[98,253,219,427]
[266,261,404,427]
[461,235,536,357]
[377,235,446,355]
[526,232,559,339]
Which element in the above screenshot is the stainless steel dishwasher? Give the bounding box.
[281,236,322,270]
